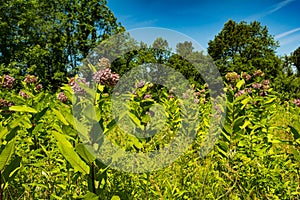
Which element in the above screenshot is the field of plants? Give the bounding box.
[1,0,300,199]
[0,59,300,199]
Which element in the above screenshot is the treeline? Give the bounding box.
[0,0,299,99]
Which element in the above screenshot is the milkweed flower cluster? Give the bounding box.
[193,88,207,104]
[93,68,119,87]
[19,91,30,99]
[69,77,89,95]
[242,72,251,81]
[225,72,240,82]
[253,69,265,77]
[143,94,152,100]
[0,75,15,89]
[35,84,43,91]
[292,99,300,107]
[136,80,145,89]
[57,92,68,103]
[24,75,38,84]
[97,57,111,68]
[0,99,14,109]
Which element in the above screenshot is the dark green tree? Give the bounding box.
[0,0,124,90]
[208,20,281,79]
[290,46,300,76]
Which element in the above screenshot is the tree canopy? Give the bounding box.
[0,0,124,90]
[208,20,281,79]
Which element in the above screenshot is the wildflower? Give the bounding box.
[244,88,252,93]
[169,95,174,99]
[93,68,119,87]
[136,80,145,88]
[143,94,152,100]
[57,92,68,103]
[194,92,200,97]
[182,93,189,99]
[69,77,89,95]
[35,84,43,91]
[24,75,38,84]
[194,99,200,104]
[253,70,264,77]
[109,73,119,87]
[263,79,270,85]
[259,91,267,96]
[252,83,262,89]
[169,87,176,94]
[19,91,30,99]
[97,57,111,68]
[292,99,300,107]
[0,99,14,109]
[214,104,222,114]
[0,75,15,89]
[225,72,239,82]
[234,90,246,97]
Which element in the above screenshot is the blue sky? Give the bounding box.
[107,0,300,56]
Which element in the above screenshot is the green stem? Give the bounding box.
[91,162,96,194]
[0,171,3,200]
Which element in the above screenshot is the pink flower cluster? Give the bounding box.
[0,75,15,89]
[69,77,89,95]
[93,68,119,87]
[57,92,68,103]
[97,57,110,68]
[24,75,38,84]
[19,91,30,99]
[225,72,240,82]
[292,99,300,107]
[0,99,14,109]
[253,69,265,77]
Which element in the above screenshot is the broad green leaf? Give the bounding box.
[76,144,96,164]
[52,108,69,125]
[128,112,144,130]
[233,116,246,132]
[289,125,300,140]
[236,79,245,90]
[2,156,22,182]
[111,196,121,200]
[9,105,37,113]
[52,131,89,174]
[0,139,15,171]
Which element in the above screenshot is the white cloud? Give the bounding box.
[275,27,300,39]
[246,0,295,20]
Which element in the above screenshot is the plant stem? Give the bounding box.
[0,171,3,200]
[91,162,96,194]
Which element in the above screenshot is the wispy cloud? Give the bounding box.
[275,27,300,39]
[278,33,300,46]
[246,0,295,20]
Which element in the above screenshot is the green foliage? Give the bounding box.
[208,20,281,79]
[0,0,124,90]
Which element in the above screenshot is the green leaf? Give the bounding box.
[0,139,15,171]
[111,196,121,200]
[52,131,90,174]
[233,116,246,132]
[128,112,144,130]
[76,144,96,164]
[236,79,245,90]
[9,105,37,113]
[2,156,22,182]
[289,125,300,140]
[52,108,69,125]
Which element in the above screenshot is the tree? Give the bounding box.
[0,0,124,90]
[208,20,281,79]
[290,46,300,76]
